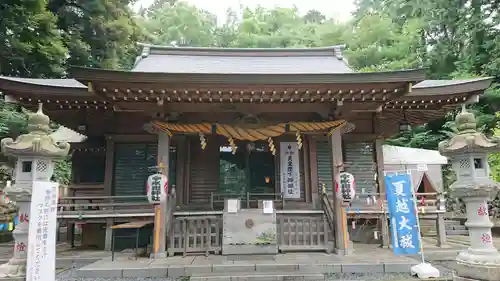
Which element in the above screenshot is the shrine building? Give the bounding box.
[0,45,492,255]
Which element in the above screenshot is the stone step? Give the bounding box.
[189,273,327,280]
[445,224,467,230]
[191,274,454,281]
[423,231,437,237]
[444,220,463,225]
[77,261,416,278]
[446,230,469,236]
[180,263,413,278]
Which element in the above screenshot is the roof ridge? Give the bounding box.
[135,43,347,58]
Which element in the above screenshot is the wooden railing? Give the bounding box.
[318,190,446,218]
[58,195,153,222]
[165,210,332,256]
[65,183,105,197]
[320,187,335,234]
[165,188,177,239]
[209,192,285,210]
[276,211,332,253]
[167,214,222,257]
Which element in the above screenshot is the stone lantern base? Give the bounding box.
[453,260,500,281]
[0,258,25,278]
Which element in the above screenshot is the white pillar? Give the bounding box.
[460,197,498,258]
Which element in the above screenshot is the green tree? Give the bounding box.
[139,1,218,46]
[343,15,425,71]
[0,0,67,77]
[48,0,142,70]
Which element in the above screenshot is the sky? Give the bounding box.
[136,0,356,22]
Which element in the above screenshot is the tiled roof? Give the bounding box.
[413,77,492,88]
[0,77,85,88]
[132,45,353,74]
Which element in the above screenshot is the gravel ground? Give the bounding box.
[55,261,455,281]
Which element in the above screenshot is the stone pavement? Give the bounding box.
[77,244,421,279]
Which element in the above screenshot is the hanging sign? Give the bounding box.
[385,173,421,256]
[280,142,301,199]
[146,173,168,205]
[335,172,356,202]
[27,181,59,281]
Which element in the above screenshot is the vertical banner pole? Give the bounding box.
[384,169,423,256]
[408,169,426,264]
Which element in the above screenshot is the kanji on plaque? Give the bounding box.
[146,173,168,205]
[481,233,492,244]
[477,205,488,217]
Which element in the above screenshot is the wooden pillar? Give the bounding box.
[308,137,319,209]
[103,137,115,196]
[103,137,115,251]
[303,136,312,204]
[375,138,390,248]
[152,131,169,258]
[435,212,448,247]
[329,129,352,255]
[175,136,187,208]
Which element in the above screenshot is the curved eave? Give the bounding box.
[0,76,90,97]
[406,77,493,98]
[70,66,426,85]
[384,77,493,110]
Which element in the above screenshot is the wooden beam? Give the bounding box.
[106,134,156,142]
[114,102,333,115]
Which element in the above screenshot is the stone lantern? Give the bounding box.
[438,105,500,281]
[0,104,70,278]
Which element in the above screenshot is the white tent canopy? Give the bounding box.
[50,126,87,143]
[383,145,448,165]
[383,145,447,192]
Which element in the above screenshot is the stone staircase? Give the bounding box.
[420,218,468,237]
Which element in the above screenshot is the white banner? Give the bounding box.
[280,142,301,199]
[27,181,59,281]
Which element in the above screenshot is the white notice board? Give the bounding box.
[26,181,59,281]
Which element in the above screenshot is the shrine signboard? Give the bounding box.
[279,142,301,199]
[26,181,59,281]
[146,173,168,205]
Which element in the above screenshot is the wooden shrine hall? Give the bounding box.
[0,45,493,256]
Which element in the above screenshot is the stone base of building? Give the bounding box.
[0,258,26,278]
[453,261,500,281]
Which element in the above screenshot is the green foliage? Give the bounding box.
[48,0,142,70]
[1,0,499,191]
[52,158,72,185]
[0,0,67,77]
